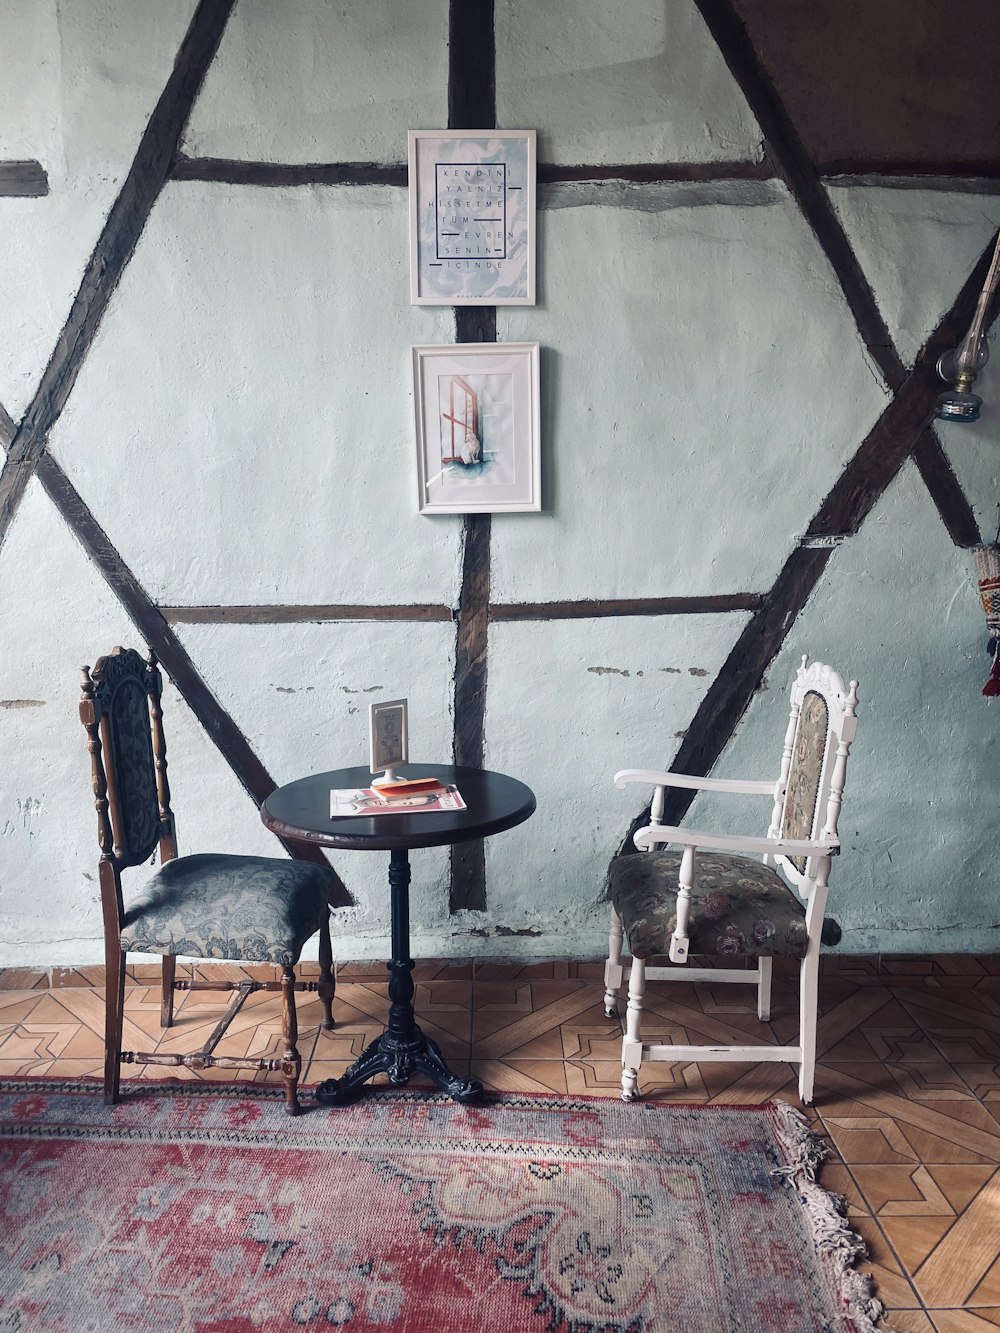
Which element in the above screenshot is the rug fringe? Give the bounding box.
[769,1101,894,1333]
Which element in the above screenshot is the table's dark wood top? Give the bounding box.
[260,763,536,851]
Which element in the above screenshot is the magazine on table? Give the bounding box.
[329,786,466,818]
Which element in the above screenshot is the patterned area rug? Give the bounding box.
[0,1081,882,1332]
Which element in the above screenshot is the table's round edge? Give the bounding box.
[260,767,536,852]
[262,798,535,851]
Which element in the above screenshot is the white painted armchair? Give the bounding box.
[604,657,859,1104]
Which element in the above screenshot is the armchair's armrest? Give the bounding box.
[633,823,840,857]
[614,767,775,796]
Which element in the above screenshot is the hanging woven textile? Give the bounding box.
[974,542,1000,695]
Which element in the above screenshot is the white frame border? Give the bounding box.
[369,698,409,775]
[412,342,541,515]
[408,129,536,306]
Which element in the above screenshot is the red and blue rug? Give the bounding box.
[0,1081,881,1332]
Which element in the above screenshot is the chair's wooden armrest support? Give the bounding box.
[632,824,840,857]
[614,768,775,796]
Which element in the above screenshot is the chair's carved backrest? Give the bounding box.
[767,657,859,890]
[79,646,172,868]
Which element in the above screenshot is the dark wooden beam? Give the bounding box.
[820,160,1000,184]
[447,0,496,914]
[453,517,492,777]
[0,0,237,553]
[615,546,832,861]
[910,429,983,549]
[693,0,901,391]
[455,308,497,344]
[491,595,762,622]
[539,161,774,184]
[170,154,1000,199]
[451,513,491,914]
[807,235,998,542]
[0,404,350,897]
[616,234,1000,852]
[161,604,454,625]
[693,0,980,546]
[826,173,1000,198]
[172,155,407,187]
[0,161,48,197]
[29,450,352,903]
[448,0,495,132]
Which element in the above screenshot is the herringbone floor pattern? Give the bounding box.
[2,954,999,1331]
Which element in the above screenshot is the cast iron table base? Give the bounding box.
[315,847,483,1106]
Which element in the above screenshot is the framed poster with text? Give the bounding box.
[408,130,536,306]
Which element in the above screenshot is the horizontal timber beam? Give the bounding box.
[172,155,407,187]
[0,161,48,196]
[161,604,455,624]
[158,596,763,625]
[490,595,762,621]
[172,155,1000,195]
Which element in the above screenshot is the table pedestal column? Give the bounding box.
[316,847,483,1106]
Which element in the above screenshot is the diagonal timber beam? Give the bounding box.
[0,409,351,902]
[0,0,237,553]
[0,1,353,903]
[693,0,980,548]
[615,232,1000,857]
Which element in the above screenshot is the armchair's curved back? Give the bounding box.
[80,646,171,868]
[767,657,859,891]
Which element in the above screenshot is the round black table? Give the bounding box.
[261,763,536,1105]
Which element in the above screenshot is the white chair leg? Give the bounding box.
[757,955,773,1021]
[604,906,625,1018]
[797,950,820,1105]
[621,956,646,1102]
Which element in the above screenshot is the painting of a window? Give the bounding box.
[441,376,479,466]
[412,343,540,514]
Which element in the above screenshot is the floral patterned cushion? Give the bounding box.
[610,851,812,960]
[120,854,333,967]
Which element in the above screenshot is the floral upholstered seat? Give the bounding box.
[610,850,811,961]
[120,854,332,967]
[80,646,337,1114]
[604,657,859,1105]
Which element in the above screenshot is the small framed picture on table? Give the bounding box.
[369,699,408,787]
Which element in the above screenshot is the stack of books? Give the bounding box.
[329,780,466,818]
[369,777,448,802]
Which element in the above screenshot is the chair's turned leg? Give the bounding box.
[621,957,646,1102]
[105,949,126,1105]
[160,954,176,1028]
[798,950,820,1105]
[318,910,335,1031]
[280,965,303,1116]
[757,955,773,1022]
[604,906,625,1018]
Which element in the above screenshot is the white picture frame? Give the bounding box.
[412,342,541,515]
[408,129,536,306]
[369,698,408,781]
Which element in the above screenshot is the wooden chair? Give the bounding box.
[80,646,336,1114]
[604,657,859,1104]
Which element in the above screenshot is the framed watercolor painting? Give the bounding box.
[411,342,540,515]
[408,130,536,306]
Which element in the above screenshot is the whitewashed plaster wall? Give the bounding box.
[1,0,998,968]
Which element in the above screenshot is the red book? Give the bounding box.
[370,778,448,801]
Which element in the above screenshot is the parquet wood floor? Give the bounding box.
[2,953,999,1331]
